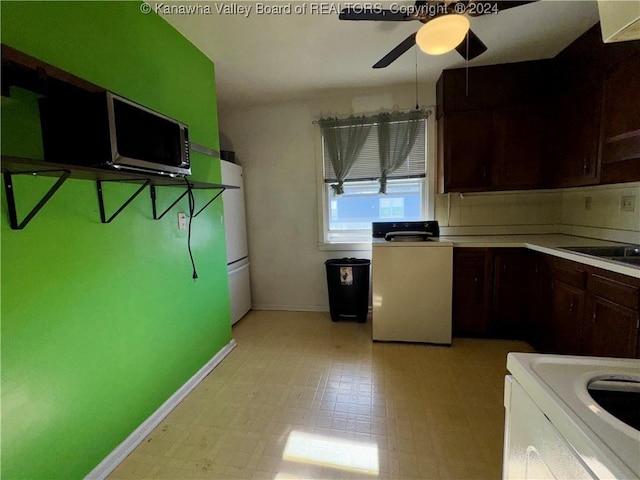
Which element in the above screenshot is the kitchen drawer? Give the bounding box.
[588,273,640,310]
[454,248,492,267]
[549,258,586,290]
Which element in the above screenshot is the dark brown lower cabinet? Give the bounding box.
[583,295,639,358]
[492,249,531,338]
[452,248,640,358]
[547,280,585,355]
[453,248,493,336]
[527,252,551,350]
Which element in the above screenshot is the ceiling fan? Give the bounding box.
[339,1,540,68]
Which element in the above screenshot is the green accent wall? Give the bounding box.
[1,2,231,478]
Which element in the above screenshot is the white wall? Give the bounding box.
[219,82,435,311]
[220,84,640,311]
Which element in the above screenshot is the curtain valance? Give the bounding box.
[320,110,430,194]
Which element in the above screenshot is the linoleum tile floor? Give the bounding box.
[109,311,535,480]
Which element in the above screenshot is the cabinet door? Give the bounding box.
[551,81,602,187]
[453,248,493,336]
[441,111,492,192]
[600,51,640,184]
[492,249,531,338]
[526,252,551,349]
[492,105,547,189]
[583,295,639,358]
[547,280,585,355]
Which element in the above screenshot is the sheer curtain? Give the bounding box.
[319,117,371,194]
[376,111,423,194]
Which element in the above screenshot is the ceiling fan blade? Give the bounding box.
[373,33,417,69]
[339,7,410,21]
[467,0,540,16]
[455,29,488,61]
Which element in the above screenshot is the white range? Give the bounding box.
[504,353,640,480]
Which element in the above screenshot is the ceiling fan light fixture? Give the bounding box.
[416,14,470,55]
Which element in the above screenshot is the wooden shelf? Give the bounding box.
[1,155,237,229]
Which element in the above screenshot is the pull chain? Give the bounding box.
[465,32,470,97]
[415,44,419,110]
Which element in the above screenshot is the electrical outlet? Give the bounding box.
[621,195,635,212]
[178,212,187,230]
[584,196,592,211]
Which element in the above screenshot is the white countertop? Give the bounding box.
[373,234,639,278]
[440,234,639,278]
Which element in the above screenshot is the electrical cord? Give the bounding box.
[183,177,198,280]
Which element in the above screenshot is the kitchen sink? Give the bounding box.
[560,245,640,268]
[610,257,640,266]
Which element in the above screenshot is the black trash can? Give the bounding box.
[325,258,370,323]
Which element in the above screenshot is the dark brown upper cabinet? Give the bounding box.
[492,105,547,190]
[549,24,640,188]
[436,61,550,193]
[439,110,493,192]
[436,24,640,193]
[548,76,603,187]
[599,51,640,184]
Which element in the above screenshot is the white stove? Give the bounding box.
[504,353,640,480]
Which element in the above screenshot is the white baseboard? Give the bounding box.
[252,303,329,312]
[84,339,237,480]
[252,305,374,313]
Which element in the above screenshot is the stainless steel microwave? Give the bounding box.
[40,91,191,177]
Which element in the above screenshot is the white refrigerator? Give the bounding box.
[221,161,251,325]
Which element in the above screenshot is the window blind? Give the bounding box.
[323,118,426,183]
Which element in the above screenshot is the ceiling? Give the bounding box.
[161,1,600,107]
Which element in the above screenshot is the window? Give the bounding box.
[319,113,431,244]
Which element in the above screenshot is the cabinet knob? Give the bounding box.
[570,298,574,313]
[583,158,588,175]
[482,166,487,179]
[474,276,478,284]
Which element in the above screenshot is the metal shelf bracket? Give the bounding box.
[3,169,71,230]
[150,184,226,220]
[150,185,189,220]
[194,188,225,218]
[97,179,150,224]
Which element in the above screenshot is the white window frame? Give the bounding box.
[315,107,437,250]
